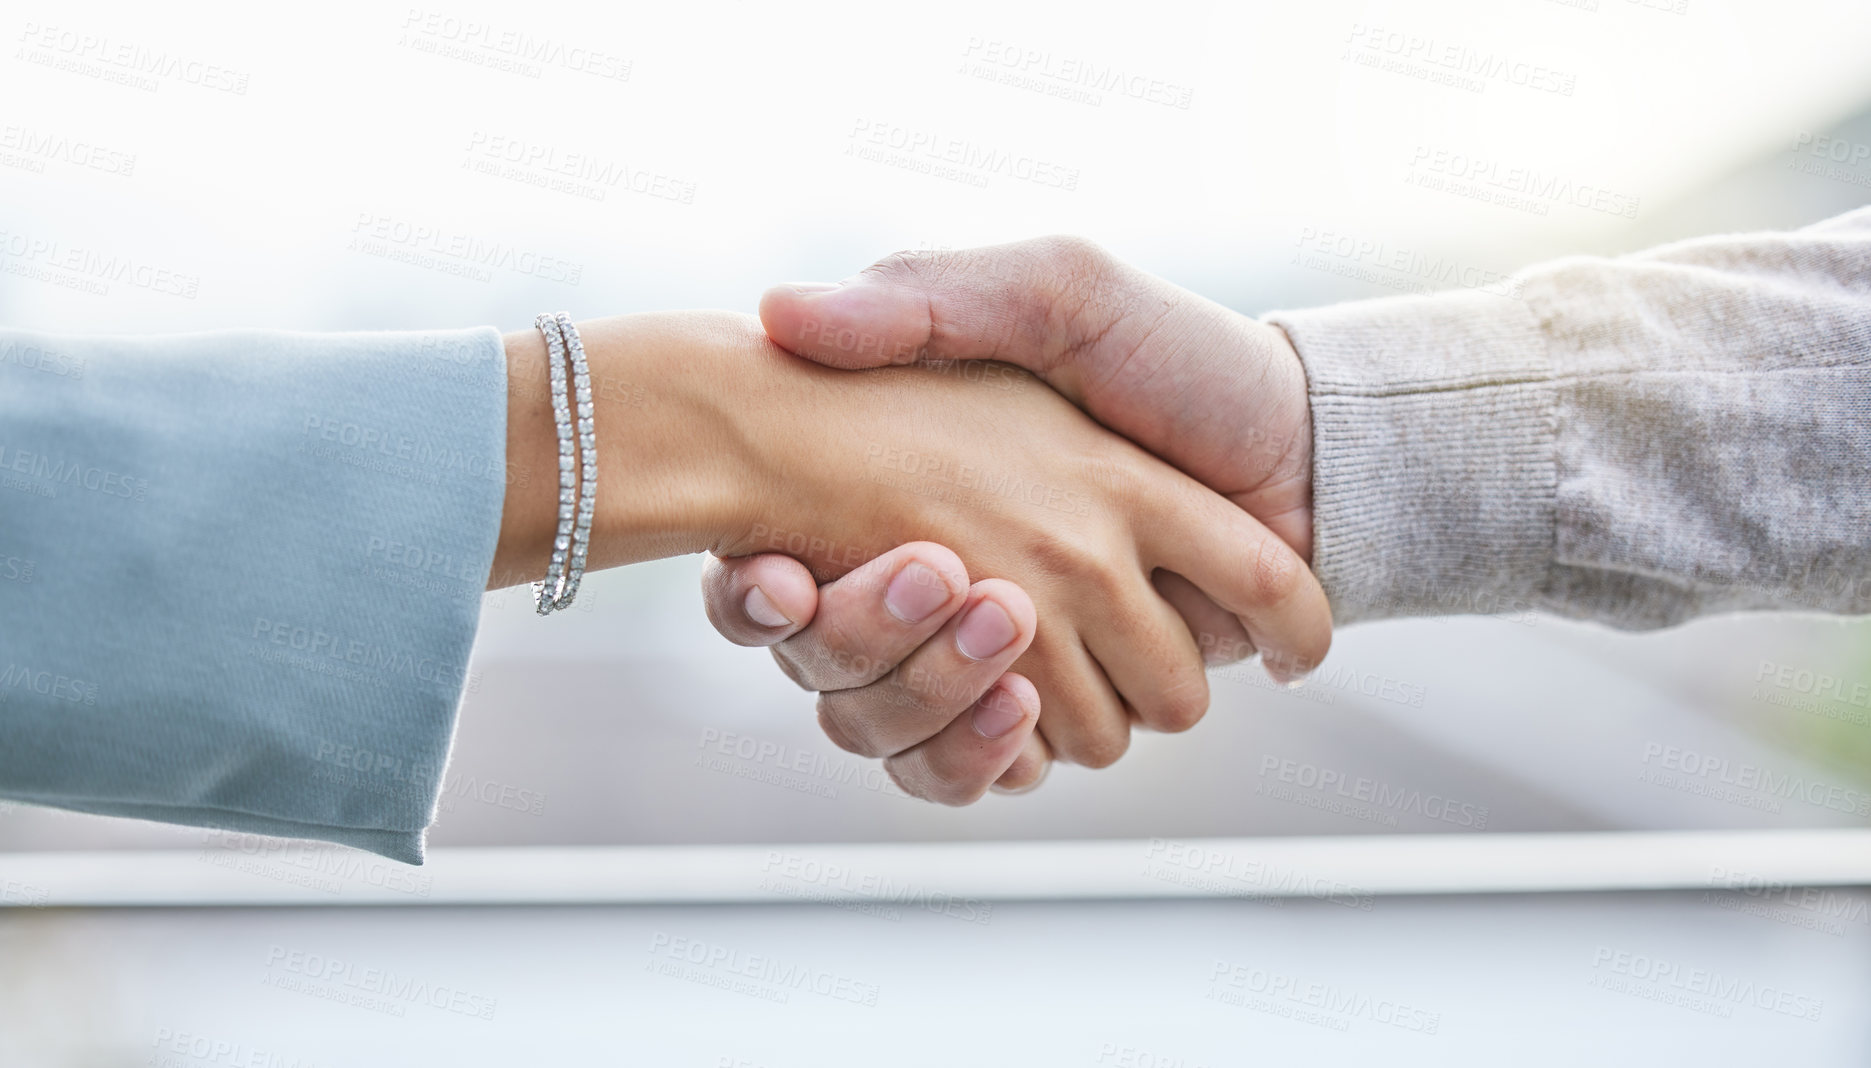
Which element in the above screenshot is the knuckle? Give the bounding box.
[1064,723,1131,770]
[885,664,960,721]
[930,781,987,807]
[883,763,925,801]
[1075,452,1145,511]
[1138,674,1210,734]
[769,645,812,691]
[1022,523,1117,595]
[1031,236,1122,342]
[907,748,990,807]
[866,249,929,287]
[1248,536,1304,607]
[794,617,888,689]
[814,609,869,667]
[1196,628,1256,666]
[1032,234,1110,276]
[993,750,1052,795]
[816,698,886,758]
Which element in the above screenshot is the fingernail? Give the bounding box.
[743,585,791,628]
[783,282,842,295]
[971,685,1027,739]
[1265,662,1311,687]
[884,562,951,623]
[1262,650,1313,686]
[956,600,1017,660]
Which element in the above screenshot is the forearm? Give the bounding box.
[0,312,757,860]
[1271,207,1871,627]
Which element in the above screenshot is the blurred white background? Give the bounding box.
[4,0,1871,1062]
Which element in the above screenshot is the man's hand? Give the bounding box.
[766,237,1315,562]
[705,237,1324,800]
[703,543,1049,803]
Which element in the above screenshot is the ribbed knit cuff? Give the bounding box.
[1266,287,1558,625]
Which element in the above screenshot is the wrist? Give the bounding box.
[1261,320,1315,563]
[490,313,754,590]
[1222,315,1315,565]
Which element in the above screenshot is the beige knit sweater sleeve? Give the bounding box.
[1268,207,1871,629]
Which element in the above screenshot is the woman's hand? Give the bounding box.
[495,311,1332,796]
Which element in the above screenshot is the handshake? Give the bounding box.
[688,236,1332,804]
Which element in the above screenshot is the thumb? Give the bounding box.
[758,237,1130,376]
[759,277,931,370]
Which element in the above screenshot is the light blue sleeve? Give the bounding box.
[0,326,507,863]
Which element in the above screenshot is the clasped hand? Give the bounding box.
[491,238,1332,805]
[701,237,1332,801]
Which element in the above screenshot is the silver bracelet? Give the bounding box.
[532,312,578,615]
[553,311,597,610]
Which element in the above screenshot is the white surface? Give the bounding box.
[5,831,1871,907]
[4,890,1868,1066]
